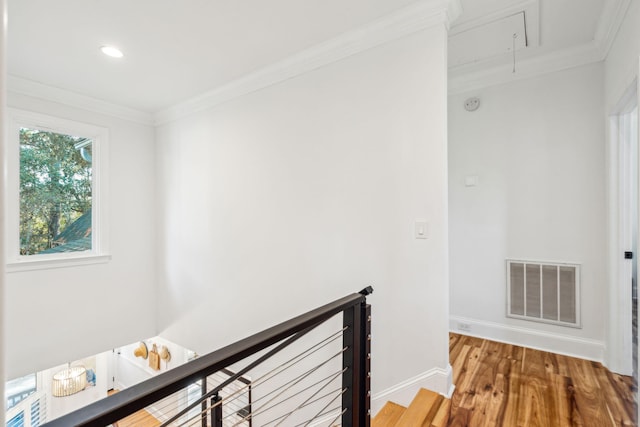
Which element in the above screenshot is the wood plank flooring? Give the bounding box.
[448,333,637,427]
[108,389,161,427]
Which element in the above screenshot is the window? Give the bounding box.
[6,411,24,427]
[30,399,43,427]
[5,374,36,411]
[6,110,109,271]
[19,128,92,255]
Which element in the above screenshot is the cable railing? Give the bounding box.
[40,287,373,427]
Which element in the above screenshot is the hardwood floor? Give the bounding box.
[108,389,161,427]
[448,333,637,427]
[112,409,161,427]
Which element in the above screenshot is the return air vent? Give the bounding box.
[507,259,581,328]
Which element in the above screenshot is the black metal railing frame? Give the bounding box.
[201,368,251,427]
[40,287,373,427]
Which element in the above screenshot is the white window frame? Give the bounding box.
[5,372,46,427]
[5,109,110,272]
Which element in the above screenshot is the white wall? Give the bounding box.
[156,24,451,408]
[1,0,6,425]
[114,337,190,391]
[113,338,193,424]
[449,63,607,361]
[4,93,157,379]
[603,0,640,375]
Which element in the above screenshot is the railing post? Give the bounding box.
[342,303,360,427]
[342,288,372,427]
[362,303,371,427]
[211,393,222,427]
[201,378,208,427]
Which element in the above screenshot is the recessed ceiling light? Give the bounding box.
[100,45,124,58]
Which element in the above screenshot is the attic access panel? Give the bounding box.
[449,12,528,67]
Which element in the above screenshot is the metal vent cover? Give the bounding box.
[507,259,581,328]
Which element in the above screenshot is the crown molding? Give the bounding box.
[448,41,603,95]
[594,0,632,59]
[446,0,463,30]
[448,0,632,95]
[7,75,154,126]
[155,0,459,125]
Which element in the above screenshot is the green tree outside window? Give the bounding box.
[19,128,92,255]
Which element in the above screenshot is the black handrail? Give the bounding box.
[41,289,371,427]
[160,322,320,426]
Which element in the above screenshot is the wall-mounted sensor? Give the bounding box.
[464,97,480,112]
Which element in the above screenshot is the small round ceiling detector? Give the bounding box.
[464,97,480,112]
[100,45,124,58]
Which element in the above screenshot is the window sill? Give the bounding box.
[7,254,112,273]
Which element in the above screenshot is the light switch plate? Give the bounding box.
[415,220,429,239]
[465,175,479,187]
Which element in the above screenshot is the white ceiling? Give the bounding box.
[450,0,607,71]
[8,0,417,112]
[7,0,612,114]
[455,0,603,49]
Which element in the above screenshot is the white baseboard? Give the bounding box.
[450,315,605,363]
[370,364,454,416]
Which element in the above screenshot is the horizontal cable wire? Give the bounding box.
[231,360,346,420]
[173,403,216,427]
[232,348,347,425]
[272,368,347,427]
[205,381,249,415]
[302,388,346,427]
[232,366,346,427]
[148,386,222,427]
[327,408,348,427]
[292,403,346,427]
[174,322,347,427]
[231,367,345,424]
[244,327,346,392]
[158,380,230,426]
[172,381,249,427]
[260,387,344,427]
[148,389,198,423]
[138,325,348,427]
[174,414,204,427]
[190,385,344,427]
[179,353,345,427]
[207,327,346,416]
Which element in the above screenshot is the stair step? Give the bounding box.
[372,401,407,427]
[395,388,444,427]
[430,398,451,427]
